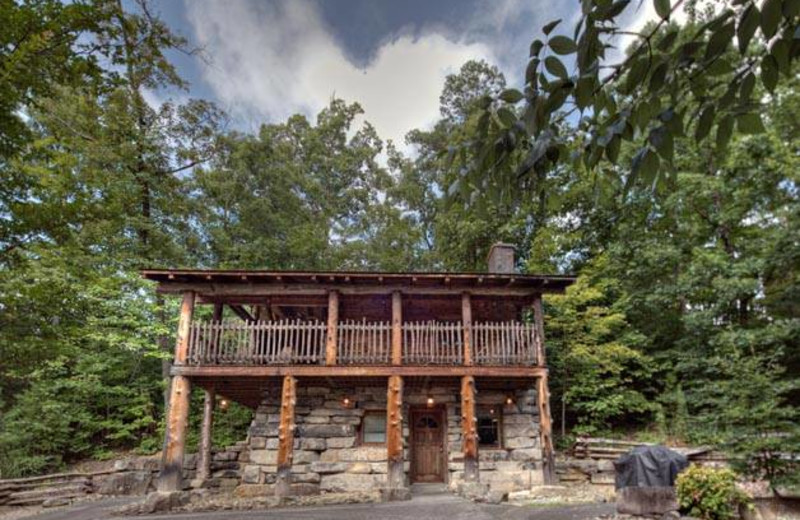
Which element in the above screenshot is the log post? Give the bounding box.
[325,291,339,366]
[276,375,297,497]
[532,296,546,366]
[391,291,402,365]
[174,291,195,365]
[197,385,215,482]
[386,375,404,489]
[461,375,479,482]
[158,290,195,492]
[462,293,473,366]
[537,373,555,484]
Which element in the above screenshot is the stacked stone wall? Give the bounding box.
[446,387,544,493]
[243,384,544,496]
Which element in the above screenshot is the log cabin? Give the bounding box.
[142,243,575,498]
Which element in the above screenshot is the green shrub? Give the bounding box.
[676,465,751,520]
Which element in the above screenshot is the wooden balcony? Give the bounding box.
[184,319,541,367]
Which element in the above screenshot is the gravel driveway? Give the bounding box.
[15,493,613,520]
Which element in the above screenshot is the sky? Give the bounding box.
[147,0,669,150]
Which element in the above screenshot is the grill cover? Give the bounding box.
[614,446,689,489]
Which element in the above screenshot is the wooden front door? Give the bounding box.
[410,407,446,483]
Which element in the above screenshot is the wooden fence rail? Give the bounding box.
[185,319,541,367]
[187,319,326,365]
[472,321,538,366]
[337,320,391,365]
[402,321,464,365]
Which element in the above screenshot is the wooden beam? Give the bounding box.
[229,304,254,322]
[461,375,479,482]
[158,375,192,491]
[325,291,339,366]
[175,291,196,363]
[538,373,555,484]
[386,375,404,489]
[197,385,215,482]
[212,302,223,322]
[462,293,473,367]
[532,296,546,365]
[391,291,402,365]
[173,365,547,378]
[155,282,563,297]
[276,375,297,497]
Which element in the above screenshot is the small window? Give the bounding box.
[360,412,386,444]
[477,406,502,448]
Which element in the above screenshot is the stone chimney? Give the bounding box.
[487,243,515,274]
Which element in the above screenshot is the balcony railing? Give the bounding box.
[185,319,540,367]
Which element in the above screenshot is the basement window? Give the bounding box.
[477,406,502,448]
[360,411,386,444]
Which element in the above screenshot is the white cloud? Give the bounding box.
[184,0,495,148]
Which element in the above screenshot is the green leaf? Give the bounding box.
[575,77,594,109]
[760,0,781,39]
[543,19,562,36]
[739,72,756,101]
[499,88,524,103]
[737,5,760,54]
[658,29,679,51]
[545,56,569,79]
[716,115,734,150]
[736,113,766,134]
[525,59,540,85]
[770,39,790,76]
[654,0,671,19]
[648,62,669,91]
[624,57,649,93]
[785,0,800,17]
[761,55,779,92]
[530,39,544,57]
[649,126,674,160]
[496,107,517,127]
[705,22,735,60]
[601,0,631,19]
[549,35,577,55]
[605,135,621,163]
[695,105,715,142]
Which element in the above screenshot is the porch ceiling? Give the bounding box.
[191,374,540,409]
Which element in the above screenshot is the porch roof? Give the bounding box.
[140,268,576,295]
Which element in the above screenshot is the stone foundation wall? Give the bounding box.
[446,387,544,493]
[242,384,544,496]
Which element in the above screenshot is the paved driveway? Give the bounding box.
[20,493,613,520]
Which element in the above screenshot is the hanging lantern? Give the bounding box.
[342,396,352,408]
[426,396,435,407]
[218,398,229,411]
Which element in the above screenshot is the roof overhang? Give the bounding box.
[141,269,576,297]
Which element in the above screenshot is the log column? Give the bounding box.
[275,375,297,497]
[391,291,402,365]
[461,293,473,366]
[538,374,555,484]
[461,375,479,482]
[532,296,546,366]
[158,291,195,492]
[197,386,215,482]
[386,375,404,489]
[325,291,339,366]
[532,295,555,484]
